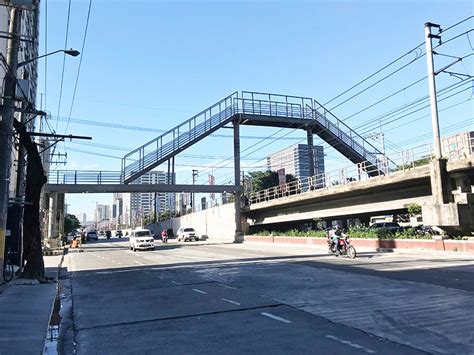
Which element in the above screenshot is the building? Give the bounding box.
[94,204,110,222]
[131,171,175,217]
[0,1,41,262]
[267,144,325,180]
[441,131,474,161]
[113,171,176,228]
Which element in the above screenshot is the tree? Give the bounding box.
[13,119,47,280]
[64,214,81,235]
[407,203,422,216]
[248,170,297,192]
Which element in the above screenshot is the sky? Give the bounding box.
[37,0,473,220]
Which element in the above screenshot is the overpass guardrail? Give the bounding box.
[247,140,473,205]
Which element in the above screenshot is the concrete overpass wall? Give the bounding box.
[148,203,236,243]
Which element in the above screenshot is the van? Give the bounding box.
[129,229,155,251]
[369,215,393,226]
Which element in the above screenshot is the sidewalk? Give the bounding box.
[0,253,64,355]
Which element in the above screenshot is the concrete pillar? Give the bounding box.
[233,120,244,243]
[451,173,472,194]
[47,193,57,239]
[429,159,451,204]
[307,127,315,177]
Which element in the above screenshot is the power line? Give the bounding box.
[322,42,425,108]
[343,75,427,122]
[328,51,426,112]
[65,0,93,133]
[359,84,472,136]
[440,16,473,34]
[434,29,474,49]
[55,0,72,131]
[355,78,472,133]
[43,0,48,110]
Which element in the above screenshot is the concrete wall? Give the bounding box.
[148,203,237,243]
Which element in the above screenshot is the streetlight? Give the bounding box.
[17,48,80,68]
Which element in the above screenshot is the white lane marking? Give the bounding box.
[221,298,241,306]
[192,288,207,294]
[171,281,180,285]
[134,261,145,266]
[260,312,292,324]
[325,335,376,354]
[219,284,237,290]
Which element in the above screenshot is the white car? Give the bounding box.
[129,229,155,251]
[177,227,199,242]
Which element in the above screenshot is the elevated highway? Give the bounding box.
[244,155,474,228]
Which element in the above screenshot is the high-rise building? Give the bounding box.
[94,204,110,222]
[114,171,176,227]
[267,144,325,180]
[441,130,474,160]
[131,171,175,218]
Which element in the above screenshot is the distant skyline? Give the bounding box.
[37,1,473,219]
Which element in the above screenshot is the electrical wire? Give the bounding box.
[322,42,425,107]
[65,0,92,134]
[55,0,72,131]
[43,0,48,111]
[328,52,426,112]
[440,16,473,34]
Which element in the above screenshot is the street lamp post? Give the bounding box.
[0,6,80,270]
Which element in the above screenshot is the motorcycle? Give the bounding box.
[327,235,357,259]
[161,230,168,244]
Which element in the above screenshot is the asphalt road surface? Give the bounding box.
[58,237,474,354]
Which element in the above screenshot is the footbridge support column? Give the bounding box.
[233,119,244,243]
[307,127,315,177]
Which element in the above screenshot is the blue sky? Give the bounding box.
[38,0,473,219]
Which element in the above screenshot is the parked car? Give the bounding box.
[177,227,199,242]
[369,222,402,232]
[86,231,98,241]
[129,229,155,251]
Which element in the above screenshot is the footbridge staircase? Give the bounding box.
[122,91,391,184]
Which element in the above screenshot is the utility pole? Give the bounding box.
[424,22,442,159]
[424,22,451,204]
[0,7,22,270]
[191,169,198,211]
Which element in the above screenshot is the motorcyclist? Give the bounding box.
[161,229,168,243]
[331,225,345,254]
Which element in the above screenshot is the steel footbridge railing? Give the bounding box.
[48,170,123,185]
[122,91,390,184]
[122,92,238,183]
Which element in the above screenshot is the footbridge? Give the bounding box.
[45,91,390,198]
[121,91,390,184]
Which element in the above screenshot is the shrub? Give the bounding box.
[407,203,422,215]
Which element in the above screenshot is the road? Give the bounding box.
[58,238,474,354]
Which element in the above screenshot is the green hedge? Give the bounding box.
[250,226,433,240]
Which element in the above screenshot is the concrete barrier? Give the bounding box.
[245,235,474,253]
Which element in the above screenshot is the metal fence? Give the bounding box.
[247,141,473,205]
